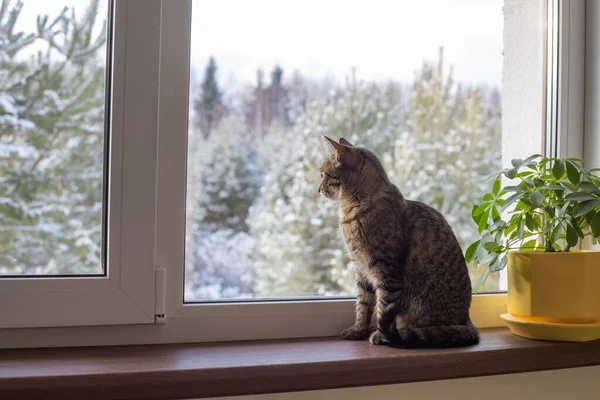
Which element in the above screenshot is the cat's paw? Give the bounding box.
[341,326,370,340]
[369,330,390,345]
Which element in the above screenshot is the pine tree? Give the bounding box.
[268,65,288,126]
[186,115,263,299]
[194,56,224,138]
[0,0,107,274]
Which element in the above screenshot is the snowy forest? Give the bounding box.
[0,0,502,298]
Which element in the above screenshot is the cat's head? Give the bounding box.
[318,136,362,201]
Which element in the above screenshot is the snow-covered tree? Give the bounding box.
[387,50,502,246]
[194,56,225,138]
[0,0,106,274]
[185,116,263,299]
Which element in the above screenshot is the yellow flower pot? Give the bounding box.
[501,251,600,342]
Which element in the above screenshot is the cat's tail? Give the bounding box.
[390,319,480,348]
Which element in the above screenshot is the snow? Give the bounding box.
[0,92,17,114]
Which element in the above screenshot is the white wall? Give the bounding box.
[201,366,600,400]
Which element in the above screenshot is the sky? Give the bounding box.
[191,0,503,87]
[16,0,503,88]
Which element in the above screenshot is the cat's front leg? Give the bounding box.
[369,285,402,345]
[342,281,374,340]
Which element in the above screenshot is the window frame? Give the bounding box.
[0,0,590,348]
[0,0,160,329]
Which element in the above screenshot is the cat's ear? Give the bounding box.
[323,135,357,166]
[321,135,336,155]
[339,138,353,147]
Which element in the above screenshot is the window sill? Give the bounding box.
[1,327,600,400]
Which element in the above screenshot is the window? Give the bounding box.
[0,0,159,329]
[0,0,588,348]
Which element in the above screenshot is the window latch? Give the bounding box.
[155,268,167,324]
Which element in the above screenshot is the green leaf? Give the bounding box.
[566,224,579,247]
[517,216,525,239]
[520,239,538,251]
[553,159,566,180]
[579,181,600,193]
[483,193,494,201]
[525,213,537,231]
[504,185,526,192]
[591,212,600,238]
[472,203,490,217]
[495,227,506,243]
[489,220,507,231]
[465,240,480,263]
[566,161,581,185]
[501,192,524,212]
[530,191,544,206]
[478,208,490,233]
[565,192,597,201]
[523,154,542,165]
[483,242,499,252]
[542,185,564,191]
[574,199,600,218]
[491,205,500,222]
[473,266,491,294]
[511,158,523,168]
[505,168,517,179]
[493,177,501,196]
[490,255,508,272]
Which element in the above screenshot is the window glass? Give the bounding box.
[0,0,109,275]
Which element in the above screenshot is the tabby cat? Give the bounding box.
[318,136,479,348]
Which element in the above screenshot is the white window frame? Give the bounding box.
[0,0,160,329]
[0,0,591,348]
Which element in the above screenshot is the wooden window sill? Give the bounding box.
[1,327,600,400]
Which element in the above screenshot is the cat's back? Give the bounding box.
[404,199,469,282]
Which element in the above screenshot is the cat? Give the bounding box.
[318,136,479,348]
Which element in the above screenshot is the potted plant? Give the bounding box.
[466,155,600,341]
